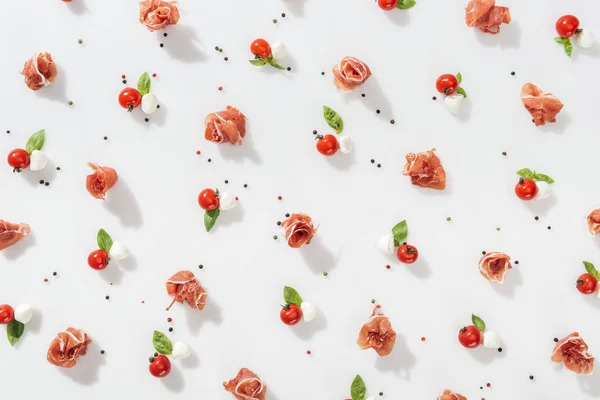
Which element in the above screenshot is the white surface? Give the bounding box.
[1,0,600,399]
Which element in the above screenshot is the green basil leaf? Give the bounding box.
[25,129,45,154]
[283,286,303,306]
[456,87,467,98]
[533,173,554,184]
[351,374,366,400]
[7,320,25,346]
[583,261,600,280]
[472,314,486,332]
[152,330,173,355]
[97,229,113,253]
[516,168,535,180]
[564,41,573,57]
[396,0,416,9]
[266,57,286,70]
[137,72,151,96]
[204,208,220,232]
[249,59,267,66]
[323,106,344,134]
[554,37,569,44]
[456,72,462,85]
[391,220,408,247]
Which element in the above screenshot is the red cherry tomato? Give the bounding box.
[0,304,15,324]
[7,149,31,171]
[62,0,73,2]
[250,39,271,59]
[118,88,142,112]
[397,243,419,264]
[458,325,482,349]
[515,178,538,200]
[577,273,598,295]
[436,74,459,95]
[149,355,171,378]
[556,15,580,38]
[378,0,398,11]
[280,304,302,326]
[198,189,220,211]
[316,134,339,156]
[88,249,109,270]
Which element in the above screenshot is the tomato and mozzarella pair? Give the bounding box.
[198,188,238,232]
[118,72,158,114]
[436,73,467,114]
[249,38,287,70]
[377,220,419,264]
[377,0,416,11]
[577,261,600,296]
[0,303,33,346]
[7,130,47,173]
[315,134,352,156]
[458,314,500,350]
[514,168,554,201]
[87,229,128,271]
[149,330,191,378]
[554,15,595,57]
[280,286,317,326]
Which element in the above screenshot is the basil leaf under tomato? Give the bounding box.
[283,286,303,306]
[204,208,220,232]
[323,106,344,134]
[266,57,286,70]
[25,129,45,155]
[152,330,173,355]
[249,59,267,66]
[392,220,408,247]
[137,72,151,96]
[97,229,113,253]
[350,374,366,400]
[7,320,25,346]
[472,314,486,332]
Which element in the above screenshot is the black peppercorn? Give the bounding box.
[313,130,317,135]
[361,94,365,97]
[498,347,503,352]
[376,109,381,114]
[53,272,57,276]
[287,67,291,71]
[168,327,173,332]
[370,159,375,163]
[208,158,212,162]
[377,164,381,168]
[122,79,127,84]
[432,96,437,100]
[285,213,290,217]
[45,182,49,186]
[101,350,105,354]
[149,356,155,363]
[321,72,325,75]
[160,43,164,48]
[199,264,203,269]
[39,180,44,184]
[554,338,559,342]
[225,180,229,184]
[535,216,539,220]
[511,71,516,76]
[515,260,519,265]
[224,57,229,61]
[529,375,534,380]
[56,167,61,171]
[277,221,281,226]
[244,184,248,188]
[482,251,486,255]
[164,33,168,37]
[281,13,286,17]
[105,295,110,300]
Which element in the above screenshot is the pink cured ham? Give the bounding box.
[47,327,91,368]
[20,52,57,91]
[332,57,371,91]
[85,163,118,200]
[403,148,447,190]
[204,106,247,145]
[551,332,595,375]
[521,83,564,126]
[0,220,31,251]
[139,0,180,31]
[586,209,600,236]
[438,390,468,400]
[223,368,267,400]
[465,0,510,34]
[166,270,208,311]
[357,307,396,357]
[478,252,512,283]
[280,213,317,248]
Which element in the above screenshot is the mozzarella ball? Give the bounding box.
[172,341,192,360]
[444,93,464,114]
[270,42,287,60]
[377,234,395,255]
[534,181,552,200]
[575,30,596,48]
[109,241,129,261]
[338,136,353,154]
[300,301,318,323]
[141,93,158,115]
[481,330,501,349]
[29,150,48,171]
[14,304,33,324]
[219,192,238,211]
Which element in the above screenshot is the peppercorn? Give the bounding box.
[168,327,173,332]
[101,350,105,354]
[160,43,164,48]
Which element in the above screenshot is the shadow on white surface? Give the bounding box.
[451,97,473,123]
[59,341,106,385]
[582,292,600,310]
[474,20,521,49]
[103,179,143,228]
[524,196,558,218]
[300,236,338,275]
[212,203,245,231]
[406,256,432,279]
[491,265,523,298]
[537,112,571,135]
[385,8,411,26]
[21,159,59,188]
[27,307,43,334]
[578,373,600,397]
[468,346,506,365]
[185,298,223,334]
[65,0,88,15]
[160,25,206,63]
[180,350,200,369]
[375,333,416,379]
[411,182,453,197]
[292,314,327,340]
[284,0,305,17]
[35,65,68,104]
[571,43,600,61]
[161,364,185,392]
[217,132,261,164]
[593,239,600,251]
[2,232,36,260]
[117,253,138,272]
[132,100,167,127]
[349,76,393,123]
[100,254,137,286]
[325,148,357,170]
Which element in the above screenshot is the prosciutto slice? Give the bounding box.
[223,368,267,400]
[20,52,57,91]
[403,148,447,190]
[85,163,118,200]
[438,390,467,400]
[332,57,372,91]
[166,270,208,311]
[551,332,595,375]
[521,83,564,126]
[478,252,512,283]
[280,213,317,248]
[47,327,91,368]
[465,0,511,34]
[357,307,396,357]
[586,209,600,236]
[139,0,180,31]
[0,220,30,251]
[204,106,247,145]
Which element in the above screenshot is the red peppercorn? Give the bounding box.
[486,383,491,388]
[376,304,381,309]
[121,74,126,79]
[43,278,49,283]
[421,337,426,342]
[235,197,239,201]
[218,86,223,91]
[277,196,282,200]
[385,264,391,269]
[152,73,157,77]
[167,317,172,322]
[306,350,311,355]
[196,150,201,155]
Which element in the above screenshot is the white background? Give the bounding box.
[1,0,600,399]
